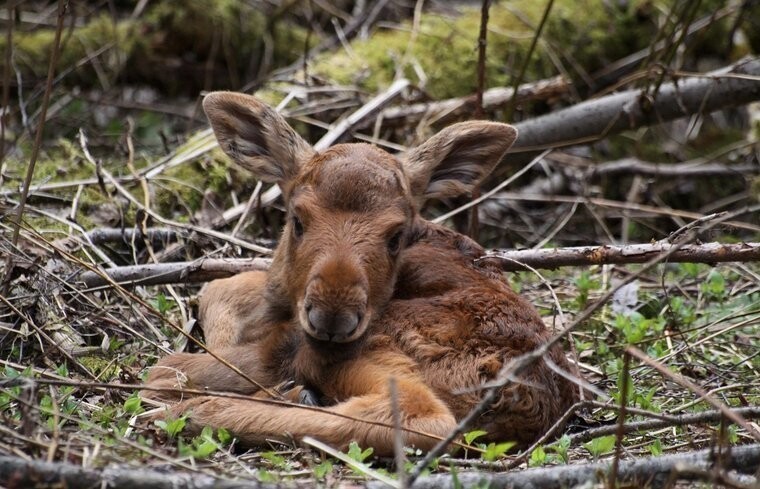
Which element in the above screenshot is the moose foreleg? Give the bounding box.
[162,377,456,456]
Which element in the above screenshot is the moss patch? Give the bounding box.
[312,0,747,100]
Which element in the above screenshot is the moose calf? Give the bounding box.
[145,92,581,455]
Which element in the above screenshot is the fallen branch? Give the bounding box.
[79,258,272,288]
[360,75,570,129]
[568,407,760,445]
[591,158,760,177]
[78,242,760,288]
[510,57,760,158]
[0,455,254,489]
[385,444,760,489]
[482,241,760,270]
[56,227,185,246]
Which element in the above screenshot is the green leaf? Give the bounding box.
[649,439,662,456]
[155,415,186,438]
[346,441,374,463]
[583,435,616,458]
[200,425,214,441]
[313,460,333,479]
[193,439,218,458]
[464,429,488,445]
[529,445,547,467]
[482,441,516,462]
[217,427,231,445]
[123,395,143,415]
[261,451,287,467]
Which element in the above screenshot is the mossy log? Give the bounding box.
[0,1,311,95]
[312,0,756,103]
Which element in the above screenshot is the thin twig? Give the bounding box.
[506,0,554,119]
[0,1,14,164]
[4,0,68,292]
[567,407,760,445]
[626,346,760,442]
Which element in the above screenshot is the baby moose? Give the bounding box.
[146,92,581,455]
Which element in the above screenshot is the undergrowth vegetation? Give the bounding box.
[1,0,759,487]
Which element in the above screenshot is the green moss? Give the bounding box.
[3,15,135,83]
[79,355,121,381]
[152,150,252,217]
[312,0,749,101]
[0,1,310,95]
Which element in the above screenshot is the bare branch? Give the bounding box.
[510,57,760,157]
[78,242,760,288]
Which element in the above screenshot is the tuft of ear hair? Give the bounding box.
[403,121,518,206]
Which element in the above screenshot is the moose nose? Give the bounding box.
[306,305,362,341]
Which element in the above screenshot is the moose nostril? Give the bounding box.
[307,307,320,332]
[305,305,363,340]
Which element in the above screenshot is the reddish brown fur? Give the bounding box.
[145,92,582,455]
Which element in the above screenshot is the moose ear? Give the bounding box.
[402,121,517,205]
[203,92,315,184]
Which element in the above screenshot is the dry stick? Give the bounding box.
[79,241,760,288]
[91,157,271,255]
[505,401,588,470]
[468,0,491,239]
[626,346,760,442]
[591,6,736,90]
[484,241,760,270]
[406,229,715,485]
[389,378,407,489]
[24,228,282,400]
[0,2,14,164]
[3,0,67,292]
[509,57,760,161]
[591,158,760,177]
[492,193,760,233]
[568,407,760,445]
[387,444,760,489]
[506,0,554,120]
[362,75,569,129]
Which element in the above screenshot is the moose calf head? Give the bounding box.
[203,92,518,347]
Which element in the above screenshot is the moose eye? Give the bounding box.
[387,230,404,256]
[292,215,304,238]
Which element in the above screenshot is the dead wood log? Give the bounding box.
[482,241,760,271]
[78,242,760,288]
[591,158,760,177]
[359,75,570,129]
[387,444,760,489]
[80,258,272,288]
[1,445,758,489]
[0,455,266,489]
[568,407,760,445]
[509,57,760,159]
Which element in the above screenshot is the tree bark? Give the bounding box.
[509,57,760,159]
[2,445,757,489]
[0,455,267,489]
[391,444,760,489]
[362,76,569,129]
[79,242,760,288]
